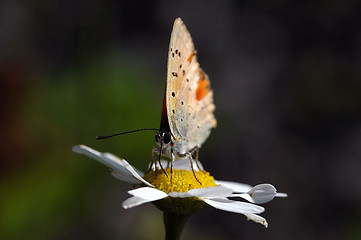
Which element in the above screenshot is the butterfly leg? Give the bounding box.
[186,151,202,185]
[170,150,175,184]
[147,147,157,175]
[191,146,203,172]
[150,147,168,177]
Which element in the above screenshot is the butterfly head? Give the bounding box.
[155,129,172,148]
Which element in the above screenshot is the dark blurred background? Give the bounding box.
[1,1,361,239]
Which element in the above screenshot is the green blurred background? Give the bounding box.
[1,1,361,240]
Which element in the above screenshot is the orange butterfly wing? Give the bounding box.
[166,18,216,155]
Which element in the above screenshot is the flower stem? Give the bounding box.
[163,211,189,240]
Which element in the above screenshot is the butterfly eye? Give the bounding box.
[163,132,171,144]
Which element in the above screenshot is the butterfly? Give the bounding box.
[153,18,217,166]
[96,18,216,173]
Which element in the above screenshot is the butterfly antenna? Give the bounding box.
[96,128,159,139]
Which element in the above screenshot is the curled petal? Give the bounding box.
[247,184,277,204]
[104,153,153,187]
[214,180,252,193]
[73,145,153,187]
[103,153,144,176]
[231,184,277,204]
[243,213,268,228]
[110,170,141,184]
[73,145,120,170]
[232,184,288,204]
[202,198,264,214]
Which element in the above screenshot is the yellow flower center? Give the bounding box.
[143,168,217,194]
[143,168,217,215]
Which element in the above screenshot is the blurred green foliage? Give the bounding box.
[0,51,164,239]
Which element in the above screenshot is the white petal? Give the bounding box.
[151,157,204,171]
[231,193,254,203]
[172,157,204,171]
[188,185,233,198]
[149,160,170,171]
[168,191,193,198]
[128,187,168,200]
[73,145,153,187]
[122,196,157,209]
[232,184,288,204]
[203,198,264,214]
[73,145,118,169]
[168,185,233,199]
[122,187,168,209]
[231,184,276,204]
[243,213,268,228]
[73,145,132,175]
[247,184,277,204]
[276,192,288,198]
[103,153,144,176]
[214,180,252,193]
[110,170,141,184]
[104,153,153,187]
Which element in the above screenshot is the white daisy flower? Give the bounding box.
[73,145,287,228]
